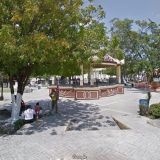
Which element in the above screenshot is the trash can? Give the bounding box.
[139,99,149,116]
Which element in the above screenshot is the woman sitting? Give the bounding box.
[22,105,35,123]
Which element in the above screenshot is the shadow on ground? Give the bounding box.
[16,99,118,135]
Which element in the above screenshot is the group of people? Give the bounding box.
[19,88,59,124]
[21,102,42,123]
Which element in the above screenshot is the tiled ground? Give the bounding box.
[0,87,160,160]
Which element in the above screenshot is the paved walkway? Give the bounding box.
[0,87,160,160]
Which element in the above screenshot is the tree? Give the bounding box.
[0,0,82,121]
[75,4,108,83]
[110,18,160,82]
[107,35,124,60]
[135,20,160,82]
[110,19,137,78]
[0,0,107,121]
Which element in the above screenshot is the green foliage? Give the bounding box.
[0,0,108,95]
[149,103,160,119]
[76,20,108,66]
[108,35,124,60]
[102,67,116,76]
[110,18,160,81]
[14,119,25,131]
[0,0,84,76]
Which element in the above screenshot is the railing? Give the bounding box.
[57,78,118,87]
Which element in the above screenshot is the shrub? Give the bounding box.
[0,121,15,135]
[149,103,160,118]
[14,119,25,131]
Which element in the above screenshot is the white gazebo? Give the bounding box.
[79,54,124,86]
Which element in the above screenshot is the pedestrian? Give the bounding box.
[49,89,59,113]
[49,91,56,112]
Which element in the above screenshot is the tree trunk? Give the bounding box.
[55,100,58,113]
[9,76,19,122]
[69,77,71,85]
[11,93,22,122]
[0,79,4,101]
[88,67,91,86]
[9,74,30,122]
[9,76,18,122]
[8,65,32,122]
[146,72,153,84]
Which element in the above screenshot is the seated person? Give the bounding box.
[20,100,26,114]
[34,102,42,119]
[22,105,35,123]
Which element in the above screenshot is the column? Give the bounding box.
[90,67,94,86]
[116,65,121,84]
[80,64,84,86]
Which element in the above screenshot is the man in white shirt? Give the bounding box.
[22,105,35,123]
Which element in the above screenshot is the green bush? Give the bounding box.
[14,119,25,131]
[149,103,160,118]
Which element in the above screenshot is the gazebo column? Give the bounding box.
[116,65,121,84]
[80,64,84,86]
[90,67,94,86]
[88,66,94,86]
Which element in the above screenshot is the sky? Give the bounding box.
[93,0,160,27]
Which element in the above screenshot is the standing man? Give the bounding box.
[50,87,59,113]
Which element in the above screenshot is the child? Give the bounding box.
[35,102,41,119]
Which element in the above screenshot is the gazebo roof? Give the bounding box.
[104,54,119,64]
[92,54,124,68]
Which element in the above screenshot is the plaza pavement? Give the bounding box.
[0,87,160,160]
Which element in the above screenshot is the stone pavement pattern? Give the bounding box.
[0,87,160,160]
